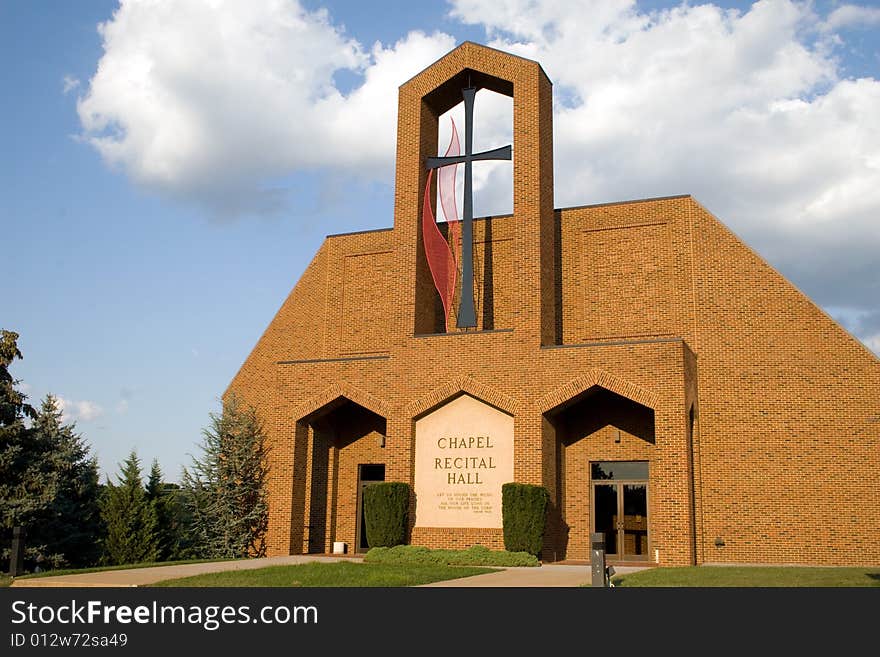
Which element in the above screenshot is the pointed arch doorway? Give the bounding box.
[294,397,388,555]
[544,384,655,562]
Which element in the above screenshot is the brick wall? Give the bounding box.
[226,42,880,566]
[690,202,880,565]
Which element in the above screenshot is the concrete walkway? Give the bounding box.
[420,563,647,587]
[10,555,360,588]
[10,556,649,588]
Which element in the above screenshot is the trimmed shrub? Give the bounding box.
[502,482,549,556]
[363,482,409,548]
[364,544,539,567]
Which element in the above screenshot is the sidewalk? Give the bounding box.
[10,555,359,588]
[10,556,649,588]
[419,564,648,587]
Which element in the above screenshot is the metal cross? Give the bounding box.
[426,87,511,329]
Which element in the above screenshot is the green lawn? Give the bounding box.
[612,566,880,587]
[364,544,539,567]
[151,561,495,587]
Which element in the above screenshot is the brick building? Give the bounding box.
[228,42,880,566]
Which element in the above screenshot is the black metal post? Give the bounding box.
[10,526,26,577]
[459,87,476,328]
[590,532,606,587]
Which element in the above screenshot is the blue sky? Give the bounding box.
[2,0,878,483]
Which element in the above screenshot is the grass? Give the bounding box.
[612,566,880,587]
[0,574,12,588]
[151,561,495,587]
[364,544,539,567]
[15,558,234,580]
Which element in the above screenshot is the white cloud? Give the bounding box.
[76,0,879,352]
[116,399,129,415]
[448,0,880,351]
[77,0,454,217]
[62,75,81,95]
[823,4,880,31]
[57,396,104,423]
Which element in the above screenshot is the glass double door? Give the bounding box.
[592,480,649,560]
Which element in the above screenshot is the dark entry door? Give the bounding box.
[356,464,385,553]
[591,461,649,560]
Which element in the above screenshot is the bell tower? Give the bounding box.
[392,42,556,345]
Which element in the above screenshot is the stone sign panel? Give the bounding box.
[414,394,514,528]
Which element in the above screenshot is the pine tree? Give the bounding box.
[0,331,50,532]
[145,459,180,561]
[27,395,103,567]
[100,451,159,565]
[1,332,61,570]
[0,331,36,429]
[0,332,104,569]
[182,395,269,559]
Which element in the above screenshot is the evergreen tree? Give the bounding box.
[0,332,104,569]
[0,330,36,428]
[145,459,180,561]
[100,451,159,565]
[27,395,103,567]
[0,330,50,532]
[1,331,60,569]
[182,395,269,559]
[172,485,198,559]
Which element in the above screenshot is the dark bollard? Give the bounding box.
[590,532,606,587]
[10,526,26,577]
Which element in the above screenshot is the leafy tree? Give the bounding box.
[145,459,182,561]
[182,395,269,559]
[100,451,159,565]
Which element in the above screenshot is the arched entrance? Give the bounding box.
[294,398,388,554]
[545,385,655,562]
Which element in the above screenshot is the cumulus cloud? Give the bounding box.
[77,0,879,351]
[823,4,880,31]
[77,0,454,217]
[449,0,880,352]
[57,396,104,423]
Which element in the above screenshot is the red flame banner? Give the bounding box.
[422,119,461,330]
